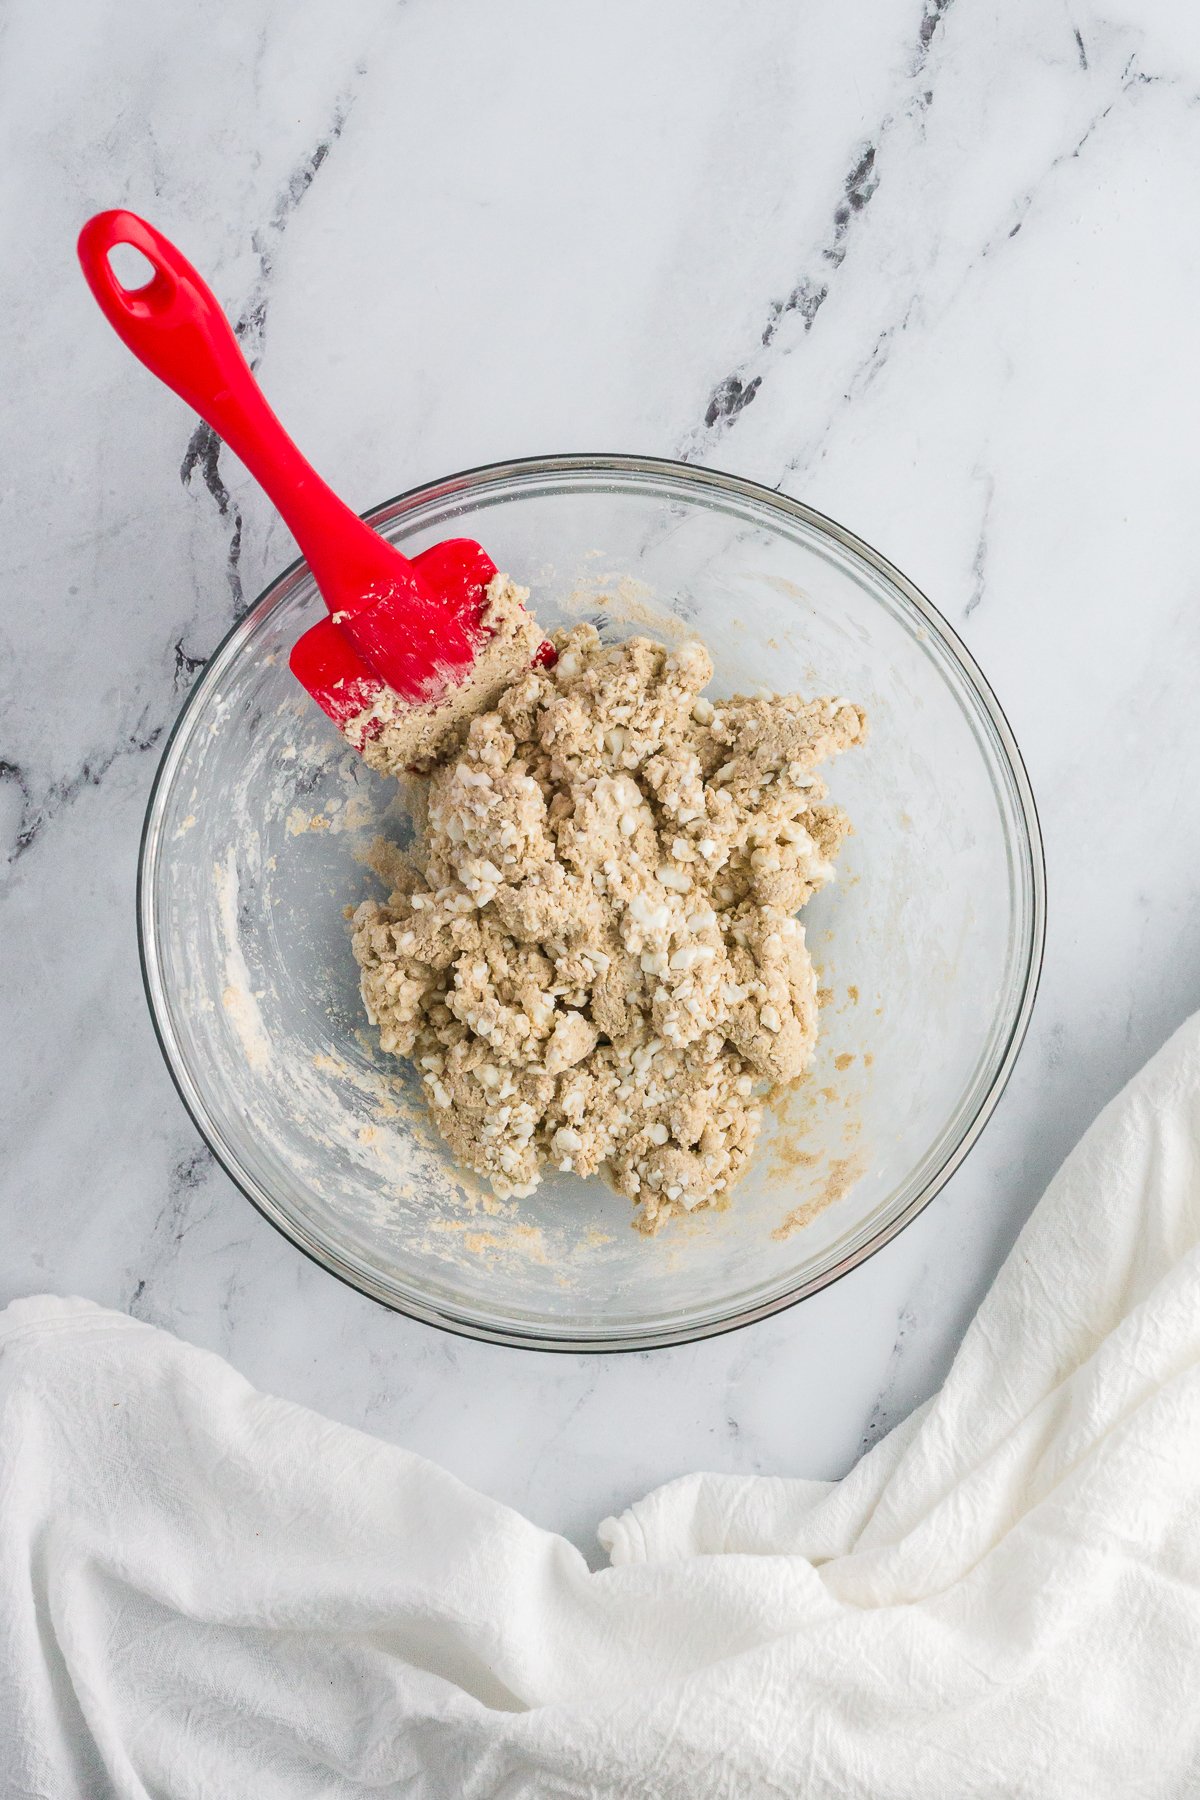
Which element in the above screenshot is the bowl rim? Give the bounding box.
[138,451,1046,1352]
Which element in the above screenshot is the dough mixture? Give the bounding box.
[351,578,866,1231]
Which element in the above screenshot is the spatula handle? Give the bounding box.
[76,210,388,605]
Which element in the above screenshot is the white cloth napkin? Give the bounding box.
[5,1016,1200,1800]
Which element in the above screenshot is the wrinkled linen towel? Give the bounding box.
[4,1016,1200,1799]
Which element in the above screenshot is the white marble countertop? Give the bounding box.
[4,0,1200,1556]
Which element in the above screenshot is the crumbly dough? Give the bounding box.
[351,612,866,1231]
[344,575,545,776]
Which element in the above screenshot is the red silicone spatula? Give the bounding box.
[77,210,542,737]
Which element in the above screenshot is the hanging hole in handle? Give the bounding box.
[106,242,157,293]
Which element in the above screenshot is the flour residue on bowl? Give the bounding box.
[215,853,271,1071]
[758,978,874,1240]
[557,572,696,643]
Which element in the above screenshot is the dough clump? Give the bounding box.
[351,606,865,1231]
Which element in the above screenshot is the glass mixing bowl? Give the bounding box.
[139,455,1044,1350]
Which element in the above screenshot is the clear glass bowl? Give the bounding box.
[139,455,1044,1350]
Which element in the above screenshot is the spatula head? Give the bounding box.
[289,537,499,727]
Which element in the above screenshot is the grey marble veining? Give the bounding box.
[4,0,1200,1554]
